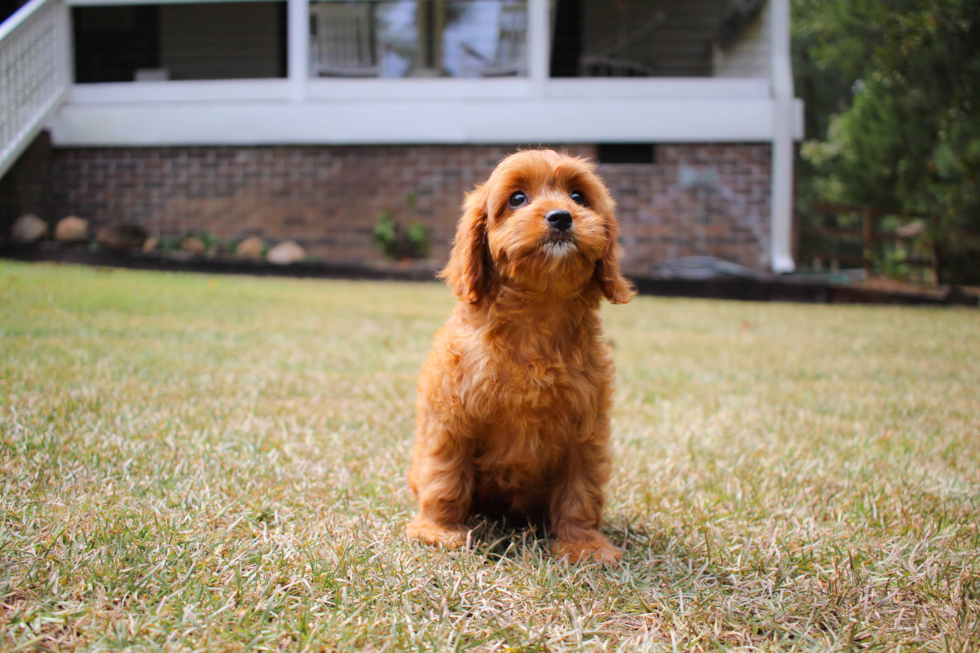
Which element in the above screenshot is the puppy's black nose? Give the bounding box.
[546,209,572,232]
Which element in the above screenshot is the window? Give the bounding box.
[550,0,769,78]
[73,2,288,83]
[597,143,656,164]
[309,0,527,78]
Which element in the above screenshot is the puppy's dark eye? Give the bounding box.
[570,190,587,206]
[508,191,528,209]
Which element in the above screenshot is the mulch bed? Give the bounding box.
[2,243,976,307]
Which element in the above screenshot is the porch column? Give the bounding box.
[528,0,549,98]
[288,0,310,101]
[56,0,73,90]
[769,0,795,273]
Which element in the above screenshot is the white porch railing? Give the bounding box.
[0,0,70,179]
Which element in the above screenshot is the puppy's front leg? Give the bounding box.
[407,418,474,549]
[549,441,621,566]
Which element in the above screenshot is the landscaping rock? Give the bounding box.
[142,236,159,252]
[54,216,89,242]
[181,236,207,254]
[12,214,48,243]
[236,236,264,259]
[267,240,306,265]
[97,224,148,250]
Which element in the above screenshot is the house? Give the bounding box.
[0,0,803,274]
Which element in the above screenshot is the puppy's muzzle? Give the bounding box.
[546,209,573,232]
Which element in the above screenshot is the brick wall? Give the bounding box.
[51,143,771,272]
[610,144,772,274]
[1,132,55,238]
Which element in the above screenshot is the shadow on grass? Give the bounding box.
[462,512,657,566]
[463,512,552,562]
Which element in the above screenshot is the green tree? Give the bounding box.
[792,0,883,139]
[793,0,980,282]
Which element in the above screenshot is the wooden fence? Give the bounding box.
[805,202,937,280]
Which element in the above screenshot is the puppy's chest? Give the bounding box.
[463,337,607,500]
[472,344,601,455]
[482,347,594,415]
[471,357,592,499]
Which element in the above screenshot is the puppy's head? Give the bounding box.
[440,150,634,304]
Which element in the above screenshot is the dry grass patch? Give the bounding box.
[1,260,978,651]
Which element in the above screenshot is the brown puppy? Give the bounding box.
[407,149,633,564]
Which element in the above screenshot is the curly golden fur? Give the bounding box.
[407,149,634,564]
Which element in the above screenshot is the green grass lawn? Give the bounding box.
[1,260,978,652]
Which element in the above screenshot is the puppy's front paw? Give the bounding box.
[554,535,622,566]
[406,515,469,549]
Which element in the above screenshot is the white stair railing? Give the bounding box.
[0,0,70,180]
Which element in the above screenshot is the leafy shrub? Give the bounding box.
[198,231,220,254]
[372,212,400,260]
[406,222,430,259]
[875,247,911,281]
[159,235,183,253]
[371,211,430,261]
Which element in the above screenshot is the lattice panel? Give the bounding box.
[0,0,64,176]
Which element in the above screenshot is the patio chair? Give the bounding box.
[310,2,381,77]
[460,2,528,77]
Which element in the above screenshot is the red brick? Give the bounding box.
[50,143,772,272]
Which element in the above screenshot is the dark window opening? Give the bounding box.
[550,0,766,78]
[549,0,581,77]
[73,6,160,84]
[1,0,31,24]
[73,2,287,83]
[597,143,656,164]
[277,3,288,78]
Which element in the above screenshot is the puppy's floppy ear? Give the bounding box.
[593,204,635,305]
[438,183,496,303]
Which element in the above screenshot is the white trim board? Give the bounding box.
[768,0,796,273]
[47,98,797,146]
[69,80,293,104]
[546,78,770,99]
[68,77,773,104]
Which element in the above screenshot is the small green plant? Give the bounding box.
[196,231,227,256]
[159,230,228,255]
[406,222,430,259]
[372,212,401,260]
[159,235,183,253]
[876,246,911,281]
[372,211,430,261]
